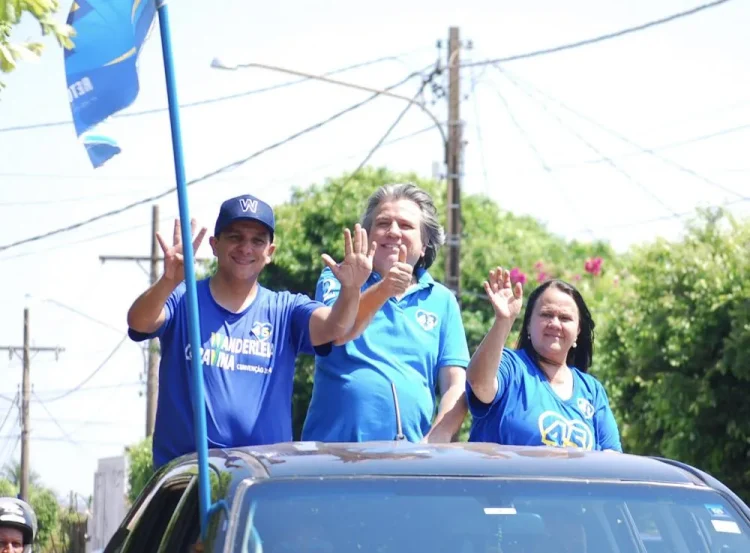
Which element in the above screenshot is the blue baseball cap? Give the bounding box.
[214,194,275,240]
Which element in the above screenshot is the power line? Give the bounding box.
[33,416,136,426]
[44,299,124,334]
[491,82,552,172]
[0,435,126,447]
[0,220,153,261]
[552,122,750,170]
[468,65,490,195]
[35,335,129,403]
[339,68,440,187]
[0,189,156,207]
[0,51,422,134]
[0,409,20,464]
[27,436,128,447]
[577,196,750,233]
[487,78,595,237]
[500,68,747,200]
[497,68,680,217]
[0,69,428,254]
[0,393,18,434]
[0,124,439,184]
[30,382,141,397]
[0,125,440,262]
[0,435,21,468]
[463,0,734,68]
[32,391,80,447]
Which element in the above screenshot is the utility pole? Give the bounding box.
[146,205,159,438]
[100,204,210,437]
[0,308,64,502]
[100,205,161,437]
[445,26,463,302]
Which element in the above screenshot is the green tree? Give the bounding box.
[28,486,59,551]
[0,0,74,89]
[597,208,750,499]
[126,436,154,505]
[0,477,16,496]
[1,461,40,488]
[0,466,64,552]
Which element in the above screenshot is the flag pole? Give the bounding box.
[155,0,213,538]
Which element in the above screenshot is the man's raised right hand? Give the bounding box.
[156,218,208,283]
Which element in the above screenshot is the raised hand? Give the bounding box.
[382,245,413,297]
[484,267,523,321]
[321,224,376,289]
[155,218,208,283]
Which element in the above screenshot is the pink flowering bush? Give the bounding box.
[509,267,527,285]
[585,256,603,276]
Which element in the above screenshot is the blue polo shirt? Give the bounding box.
[467,348,622,452]
[302,267,470,442]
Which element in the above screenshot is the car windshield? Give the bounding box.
[236,477,750,553]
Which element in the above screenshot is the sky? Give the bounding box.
[0,0,748,499]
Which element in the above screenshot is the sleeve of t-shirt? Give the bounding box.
[127,282,186,343]
[315,267,341,307]
[466,348,520,419]
[290,289,330,356]
[593,379,623,452]
[437,291,470,372]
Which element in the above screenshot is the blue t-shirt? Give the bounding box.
[128,279,324,467]
[302,267,470,442]
[467,348,622,452]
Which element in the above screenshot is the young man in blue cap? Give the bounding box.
[127,193,375,468]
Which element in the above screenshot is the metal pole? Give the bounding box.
[146,205,160,438]
[20,308,30,501]
[156,1,212,538]
[445,27,462,301]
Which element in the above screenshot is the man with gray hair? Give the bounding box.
[302,183,470,443]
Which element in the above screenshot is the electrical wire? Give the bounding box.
[0,51,423,133]
[552,122,750,170]
[500,68,747,200]
[497,67,680,217]
[32,391,80,447]
[463,0,733,67]
[34,335,129,403]
[0,69,428,254]
[339,68,440,187]
[0,125,440,262]
[469,66,490,195]
[44,299,124,334]
[577,195,749,233]
[488,78,595,237]
[0,393,18,434]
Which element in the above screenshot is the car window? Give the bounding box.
[233,478,750,553]
[156,467,233,553]
[111,466,196,553]
[158,478,200,553]
[103,464,196,553]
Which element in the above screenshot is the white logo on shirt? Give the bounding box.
[321,279,339,302]
[183,330,274,374]
[415,309,438,331]
[538,411,594,450]
[577,398,595,419]
[251,322,272,342]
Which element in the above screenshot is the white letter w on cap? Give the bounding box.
[239,198,258,213]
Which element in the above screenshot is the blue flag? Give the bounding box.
[64,0,158,168]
